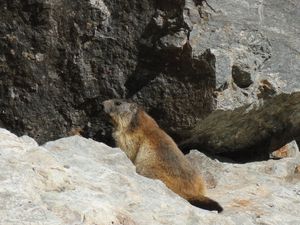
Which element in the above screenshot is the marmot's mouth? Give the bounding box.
[102,100,113,114]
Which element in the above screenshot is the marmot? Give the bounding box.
[103,99,223,212]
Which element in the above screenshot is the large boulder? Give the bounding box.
[0,128,232,225]
[180,92,300,160]
[1,128,300,224]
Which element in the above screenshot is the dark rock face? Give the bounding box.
[0,0,299,157]
[0,0,155,143]
[0,0,216,144]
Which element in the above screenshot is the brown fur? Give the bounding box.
[103,99,223,212]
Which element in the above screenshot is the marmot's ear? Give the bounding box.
[130,103,138,112]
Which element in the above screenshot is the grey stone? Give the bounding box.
[187,150,300,225]
[189,0,299,109]
[180,92,300,159]
[157,30,188,51]
[1,128,300,224]
[0,128,235,225]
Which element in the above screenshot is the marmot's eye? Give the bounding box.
[115,101,122,106]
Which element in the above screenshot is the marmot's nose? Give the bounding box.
[102,100,113,113]
[102,100,110,106]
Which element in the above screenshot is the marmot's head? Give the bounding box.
[102,99,138,129]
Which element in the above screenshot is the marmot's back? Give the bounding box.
[103,99,223,212]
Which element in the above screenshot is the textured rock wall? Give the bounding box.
[0,0,156,144]
[194,0,300,109]
[0,0,299,153]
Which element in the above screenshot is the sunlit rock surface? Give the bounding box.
[0,129,232,225]
[1,129,300,224]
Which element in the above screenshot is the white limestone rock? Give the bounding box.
[1,128,299,225]
[0,129,233,225]
[187,149,300,225]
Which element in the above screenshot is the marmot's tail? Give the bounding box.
[189,196,223,213]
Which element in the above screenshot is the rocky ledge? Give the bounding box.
[1,129,299,225]
[180,92,300,161]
